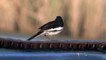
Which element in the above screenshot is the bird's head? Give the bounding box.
[55,16,64,26]
[55,16,63,22]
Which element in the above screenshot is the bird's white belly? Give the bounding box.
[46,31,61,35]
[44,27,63,35]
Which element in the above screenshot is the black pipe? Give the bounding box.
[0,38,105,52]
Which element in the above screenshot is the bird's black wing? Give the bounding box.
[39,21,55,30]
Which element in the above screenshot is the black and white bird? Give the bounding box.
[27,16,64,41]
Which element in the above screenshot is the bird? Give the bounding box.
[27,16,64,41]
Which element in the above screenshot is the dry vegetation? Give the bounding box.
[0,0,106,39]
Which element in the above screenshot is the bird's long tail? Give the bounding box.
[27,30,43,41]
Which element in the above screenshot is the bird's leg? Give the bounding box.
[44,35,51,40]
[44,35,58,42]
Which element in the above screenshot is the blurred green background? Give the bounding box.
[0,0,106,40]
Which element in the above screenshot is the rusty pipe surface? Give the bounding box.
[0,38,105,52]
